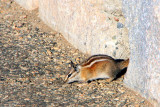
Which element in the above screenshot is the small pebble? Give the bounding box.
[117,22,124,28]
[47,49,52,56]
[24,98,30,101]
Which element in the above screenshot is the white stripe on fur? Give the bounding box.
[82,59,110,68]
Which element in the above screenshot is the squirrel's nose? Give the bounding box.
[63,77,68,83]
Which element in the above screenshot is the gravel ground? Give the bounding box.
[0,1,152,107]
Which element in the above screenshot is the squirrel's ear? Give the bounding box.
[70,61,76,68]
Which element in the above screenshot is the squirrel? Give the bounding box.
[64,54,129,84]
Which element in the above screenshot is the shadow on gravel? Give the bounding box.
[0,44,46,78]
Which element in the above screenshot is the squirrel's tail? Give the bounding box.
[117,59,129,70]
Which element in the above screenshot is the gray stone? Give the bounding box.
[117,22,124,28]
[122,0,160,106]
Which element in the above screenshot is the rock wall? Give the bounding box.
[39,0,129,59]
[122,0,160,106]
[14,0,38,10]
[15,0,130,59]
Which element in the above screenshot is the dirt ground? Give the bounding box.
[0,0,152,106]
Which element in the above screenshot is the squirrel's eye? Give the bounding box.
[68,74,72,78]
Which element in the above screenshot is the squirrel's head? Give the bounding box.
[64,61,81,83]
